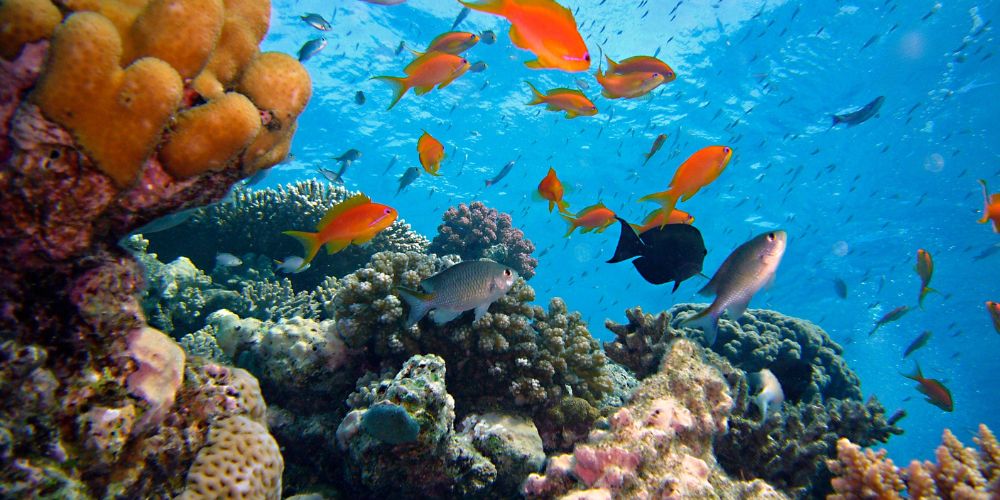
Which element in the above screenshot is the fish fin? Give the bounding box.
[557,200,572,215]
[353,232,378,245]
[432,308,463,325]
[525,81,546,105]
[458,0,507,15]
[396,286,434,327]
[509,24,531,51]
[282,231,322,269]
[918,287,938,307]
[372,75,411,110]
[473,302,491,322]
[831,114,843,126]
[680,307,720,346]
[643,152,653,165]
[565,111,579,119]
[638,190,678,211]
[318,193,372,229]
[671,280,681,293]
[547,200,554,212]
[902,361,923,382]
[604,54,618,73]
[408,48,424,58]
[414,85,435,95]
[324,238,351,254]
[607,217,644,264]
[561,214,578,237]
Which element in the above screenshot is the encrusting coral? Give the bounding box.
[428,201,539,279]
[827,424,999,498]
[142,181,429,290]
[604,304,902,497]
[0,0,301,496]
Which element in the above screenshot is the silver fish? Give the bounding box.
[298,38,327,62]
[681,230,787,345]
[300,13,331,31]
[754,368,784,420]
[397,260,518,327]
[831,96,884,127]
[216,252,243,267]
[396,166,420,195]
[275,256,310,273]
[480,30,497,44]
[318,165,345,183]
[469,61,488,73]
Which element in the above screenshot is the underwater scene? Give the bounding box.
[1,0,999,498]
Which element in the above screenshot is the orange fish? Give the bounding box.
[525,82,597,118]
[639,145,733,224]
[595,69,665,99]
[417,131,445,176]
[283,193,398,269]
[604,54,676,82]
[373,51,470,109]
[418,31,480,55]
[537,167,571,214]
[902,362,953,412]
[915,249,937,308]
[459,0,590,72]
[561,202,615,237]
[977,179,1000,232]
[988,301,1000,334]
[632,208,694,234]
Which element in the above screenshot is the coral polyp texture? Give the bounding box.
[604,304,902,497]
[428,201,539,279]
[0,0,300,496]
[827,425,999,498]
[523,339,787,499]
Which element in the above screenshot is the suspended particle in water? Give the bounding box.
[574,244,594,263]
[923,152,944,172]
[832,240,849,257]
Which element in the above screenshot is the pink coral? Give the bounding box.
[572,445,641,489]
[126,326,185,432]
[428,201,538,279]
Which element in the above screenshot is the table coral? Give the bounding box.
[142,181,429,290]
[604,304,901,497]
[428,201,539,279]
[523,339,788,500]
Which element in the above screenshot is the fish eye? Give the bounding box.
[767,232,775,241]
[384,208,392,214]
[585,54,591,62]
[723,147,731,153]
[504,269,512,276]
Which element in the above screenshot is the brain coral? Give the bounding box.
[428,201,539,279]
[177,415,284,500]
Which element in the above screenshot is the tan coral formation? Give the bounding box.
[0,0,62,59]
[828,424,1000,499]
[177,415,284,500]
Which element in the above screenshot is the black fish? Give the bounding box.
[355,91,366,105]
[833,277,848,299]
[396,167,420,195]
[607,217,706,291]
[886,409,906,426]
[903,330,932,358]
[485,159,516,187]
[832,96,885,127]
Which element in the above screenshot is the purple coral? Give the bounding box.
[428,201,538,279]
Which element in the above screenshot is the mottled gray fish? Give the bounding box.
[480,30,497,44]
[397,260,518,327]
[298,37,327,62]
[396,166,420,195]
[300,13,331,31]
[681,231,788,345]
[832,96,884,127]
[469,61,488,72]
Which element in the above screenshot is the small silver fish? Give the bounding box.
[681,231,787,345]
[480,30,497,44]
[216,252,243,267]
[469,61,488,73]
[754,368,784,420]
[451,7,470,29]
[397,260,518,327]
[396,166,420,195]
[298,38,327,62]
[318,165,345,183]
[300,13,331,31]
[574,78,590,90]
[275,256,310,273]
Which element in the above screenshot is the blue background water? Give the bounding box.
[254,0,999,465]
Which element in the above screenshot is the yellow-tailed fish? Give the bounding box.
[282,193,397,269]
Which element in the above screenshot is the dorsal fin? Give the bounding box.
[548,87,588,98]
[579,201,606,214]
[318,193,371,229]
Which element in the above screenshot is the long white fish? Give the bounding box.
[754,368,784,420]
[397,260,517,327]
[681,231,787,345]
[275,256,310,274]
[216,252,243,267]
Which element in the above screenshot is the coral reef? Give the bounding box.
[523,339,787,499]
[604,304,902,497]
[142,181,429,290]
[460,412,547,495]
[330,251,612,445]
[338,354,497,498]
[0,1,299,496]
[827,424,999,498]
[177,415,284,500]
[428,201,538,279]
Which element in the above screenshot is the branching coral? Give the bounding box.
[143,181,429,290]
[827,425,999,498]
[428,201,538,279]
[604,304,901,497]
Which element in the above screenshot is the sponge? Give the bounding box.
[31,12,183,186]
[160,92,261,178]
[0,0,62,60]
[123,0,225,79]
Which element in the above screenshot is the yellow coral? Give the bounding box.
[61,0,146,42]
[160,93,261,178]
[247,123,294,171]
[0,0,62,60]
[31,12,183,186]
[237,52,310,169]
[123,0,225,79]
[192,0,271,99]
[178,415,283,500]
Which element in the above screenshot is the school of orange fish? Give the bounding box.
[287,0,1000,413]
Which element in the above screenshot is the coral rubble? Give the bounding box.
[0,0,301,496]
[428,201,539,279]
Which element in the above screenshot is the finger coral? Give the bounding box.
[428,201,539,279]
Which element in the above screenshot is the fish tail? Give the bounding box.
[637,191,678,226]
[372,75,410,110]
[484,179,493,188]
[642,152,653,165]
[831,114,843,127]
[396,286,434,327]
[281,230,322,269]
[547,200,555,213]
[902,361,922,381]
[607,217,643,264]
[918,286,939,307]
[525,81,546,105]
[458,0,507,14]
[561,214,578,237]
[557,199,572,215]
[680,307,720,346]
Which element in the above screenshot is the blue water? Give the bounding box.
[257,0,999,465]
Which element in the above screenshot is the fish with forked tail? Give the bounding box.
[397,260,518,327]
[831,96,884,127]
[282,193,397,270]
[607,217,706,291]
[868,305,910,336]
[680,231,787,346]
[902,362,953,412]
